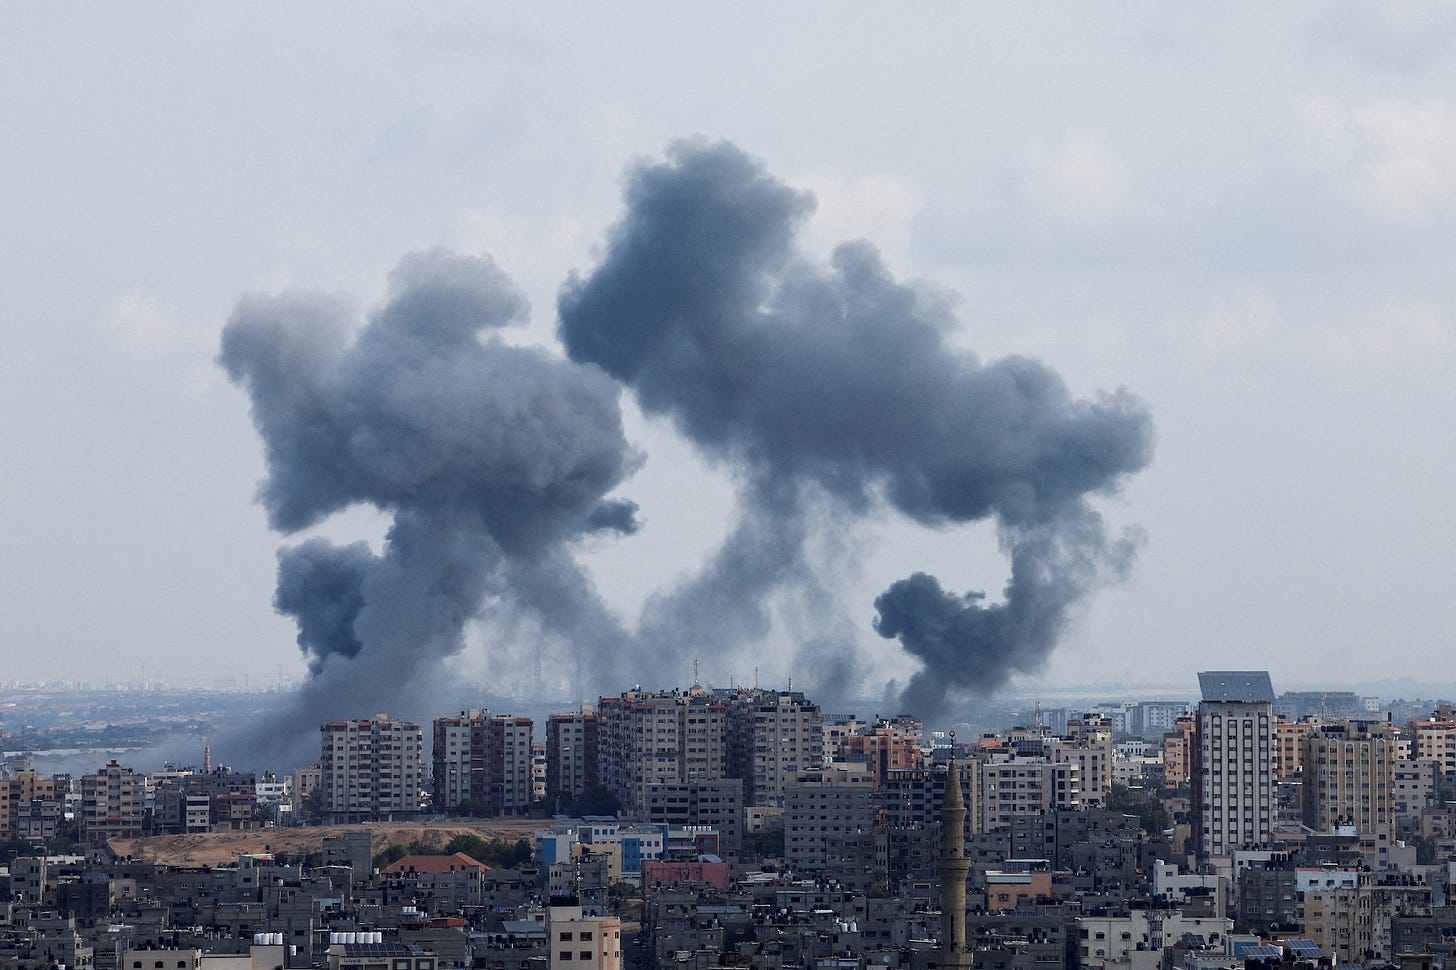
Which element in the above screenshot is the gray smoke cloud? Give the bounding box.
[221,139,1153,762]
[218,251,639,763]
[559,139,1154,719]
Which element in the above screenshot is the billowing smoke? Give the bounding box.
[222,139,1153,759]
[559,139,1154,718]
[218,251,639,762]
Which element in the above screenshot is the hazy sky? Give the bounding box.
[3,4,1454,705]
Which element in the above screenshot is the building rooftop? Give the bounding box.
[1197,671,1274,703]
[381,852,487,875]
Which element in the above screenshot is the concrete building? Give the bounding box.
[837,717,921,787]
[1412,717,1456,776]
[319,715,423,824]
[545,710,599,809]
[724,688,822,806]
[547,899,622,970]
[980,759,1081,831]
[597,686,728,815]
[1162,716,1195,787]
[431,710,534,815]
[783,766,875,873]
[1047,717,1112,807]
[0,769,68,838]
[643,777,743,858]
[79,759,144,844]
[1275,716,1321,779]
[1302,720,1395,846]
[1193,671,1276,858]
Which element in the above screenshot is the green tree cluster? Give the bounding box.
[1105,783,1171,835]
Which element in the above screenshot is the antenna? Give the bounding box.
[693,658,700,686]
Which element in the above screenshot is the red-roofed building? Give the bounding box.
[381,853,489,911]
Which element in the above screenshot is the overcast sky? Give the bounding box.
[3,4,1454,706]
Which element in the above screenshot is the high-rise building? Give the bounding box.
[783,766,875,873]
[724,689,822,806]
[319,715,423,824]
[546,710,599,809]
[79,760,144,844]
[597,686,728,815]
[432,711,534,815]
[1193,671,1275,858]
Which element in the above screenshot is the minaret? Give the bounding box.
[936,755,975,968]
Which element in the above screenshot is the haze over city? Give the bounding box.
[3,6,1455,739]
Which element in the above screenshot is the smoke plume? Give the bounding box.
[222,139,1153,759]
[559,139,1154,718]
[218,251,638,762]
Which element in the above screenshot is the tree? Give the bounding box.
[1106,783,1171,835]
[563,784,621,818]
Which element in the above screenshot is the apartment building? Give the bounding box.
[547,900,622,970]
[432,710,534,815]
[1275,716,1321,779]
[724,689,822,806]
[1047,717,1112,807]
[545,710,599,808]
[979,759,1081,831]
[597,687,728,814]
[319,715,423,824]
[1412,718,1456,775]
[1302,720,1395,847]
[1162,716,1195,787]
[0,770,68,841]
[837,717,922,787]
[644,778,743,857]
[1193,671,1276,859]
[783,765,875,872]
[78,760,144,844]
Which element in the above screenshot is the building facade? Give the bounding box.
[1193,671,1276,859]
[320,715,423,824]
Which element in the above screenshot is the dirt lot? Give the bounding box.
[109,817,543,867]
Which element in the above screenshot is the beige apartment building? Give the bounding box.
[319,715,422,824]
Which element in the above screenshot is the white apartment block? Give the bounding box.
[1194,671,1276,858]
[979,759,1081,831]
[320,715,423,824]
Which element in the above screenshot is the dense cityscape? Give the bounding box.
[1,671,1454,970]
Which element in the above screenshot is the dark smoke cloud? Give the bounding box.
[559,139,1154,718]
[218,250,638,764]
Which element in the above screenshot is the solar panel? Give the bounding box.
[1286,939,1323,959]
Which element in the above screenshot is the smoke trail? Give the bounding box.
[559,139,1154,719]
[218,251,638,762]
